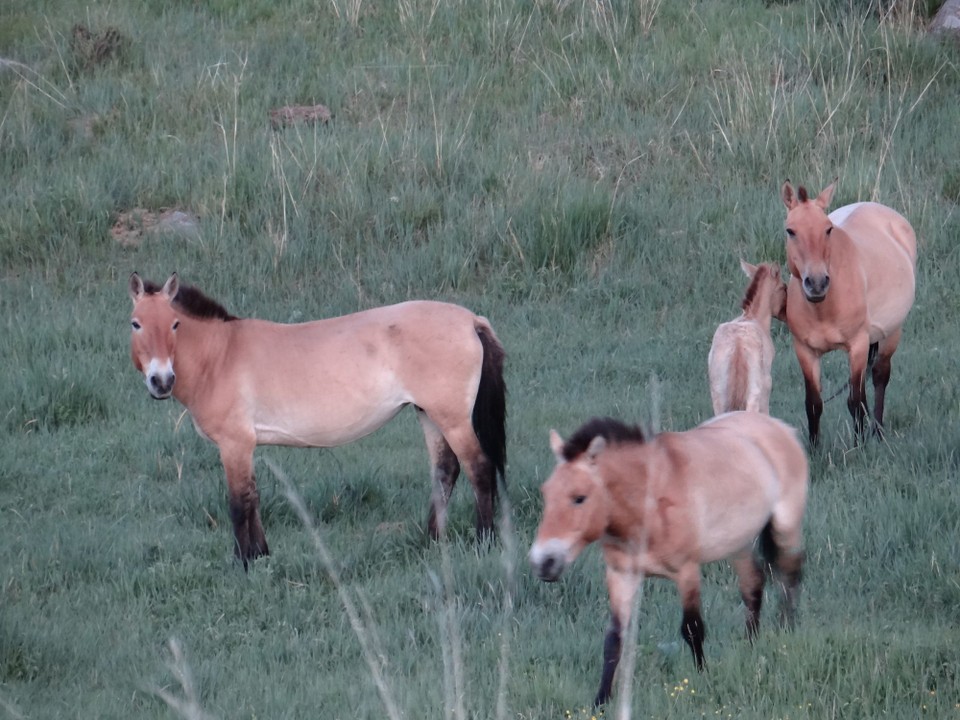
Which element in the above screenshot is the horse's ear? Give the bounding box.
[549,429,565,461]
[586,435,607,462]
[740,259,758,278]
[815,180,837,210]
[129,272,144,303]
[162,273,179,299]
[781,180,797,210]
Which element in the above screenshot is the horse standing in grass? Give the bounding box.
[781,180,917,444]
[708,261,787,415]
[529,413,808,707]
[128,273,506,567]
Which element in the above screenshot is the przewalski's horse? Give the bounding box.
[128,273,506,567]
[529,413,807,707]
[708,261,787,415]
[781,180,917,444]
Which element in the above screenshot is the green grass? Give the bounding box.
[2,0,960,717]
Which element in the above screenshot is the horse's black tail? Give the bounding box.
[472,321,507,501]
[758,520,779,572]
[868,341,879,369]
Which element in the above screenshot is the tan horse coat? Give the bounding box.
[129,274,506,565]
[708,261,786,415]
[782,181,916,442]
[529,412,807,706]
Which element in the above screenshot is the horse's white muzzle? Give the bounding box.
[801,273,829,303]
[145,358,175,400]
[529,538,572,582]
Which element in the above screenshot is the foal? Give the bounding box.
[708,261,787,415]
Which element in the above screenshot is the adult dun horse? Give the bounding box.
[708,260,787,415]
[128,273,506,567]
[529,412,808,707]
[781,180,916,444]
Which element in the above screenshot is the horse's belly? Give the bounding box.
[254,398,407,447]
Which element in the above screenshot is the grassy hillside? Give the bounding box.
[1,0,959,718]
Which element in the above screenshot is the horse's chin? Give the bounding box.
[803,292,827,304]
[536,570,563,583]
[149,390,173,401]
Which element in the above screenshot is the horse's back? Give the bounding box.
[700,412,806,486]
[832,201,917,266]
[833,202,917,337]
[226,300,490,447]
[667,413,807,561]
[708,320,772,414]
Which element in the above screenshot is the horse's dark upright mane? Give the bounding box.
[142,280,237,321]
[741,264,772,313]
[797,185,809,202]
[562,417,646,461]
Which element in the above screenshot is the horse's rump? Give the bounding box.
[663,413,807,561]
[708,322,770,414]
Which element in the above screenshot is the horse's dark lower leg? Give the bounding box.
[803,380,823,446]
[872,352,893,435]
[847,369,869,439]
[229,484,269,570]
[742,558,765,640]
[426,441,461,540]
[594,614,622,707]
[680,606,707,671]
[468,454,496,542]
[776,550,804,629]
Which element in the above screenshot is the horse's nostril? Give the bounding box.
[537,555,561,581]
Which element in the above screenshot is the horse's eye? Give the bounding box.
[825,226,833,236]
[131,320,141,330]
[172,320,180,331]
[572,495,587,506]
[786,228,796,237]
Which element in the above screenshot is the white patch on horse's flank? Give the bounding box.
[827,202,865,226]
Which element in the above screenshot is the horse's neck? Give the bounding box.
[171,316,234,405]
[600,451,652,541]
[743,287,776,329]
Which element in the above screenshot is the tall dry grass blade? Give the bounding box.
[438,539,467,720]
[269,460,402,720]
[613,374,659,719]
[495,477,517,720]
[145,638,216,720]
[0,692,26,720]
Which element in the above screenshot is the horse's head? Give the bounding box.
[781,180,837,303]
[129,272,181,400]
[741,260,788,322]
[528,429,611,582]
